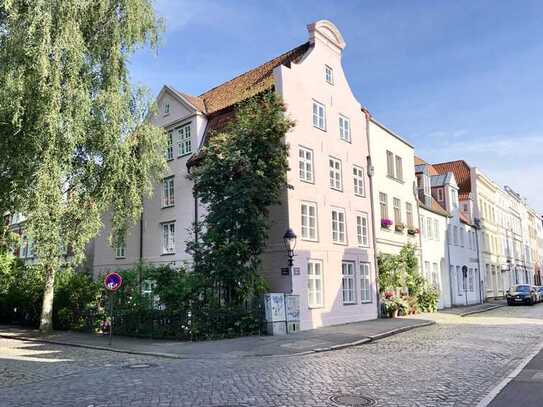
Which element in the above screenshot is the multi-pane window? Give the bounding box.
[406,202,413,227]
[162,177,175,208]
[386,150,395,178]
[342,262,356,304]
[114,234,125,258]
[162,222,175,254]
[325,65,334,84]
[298,147,314,183]
[393,198,401,225]
[353,166,365,196]
[339,115,351,142]
[432,263,439,289]
[177,124,192,156]
[433,219,439,240]
[329,157,342,190]
[379,192,388,220]
[456,266,463,293]
[453,226,458,245]
[395,155,403,181]
[420,215,426,238]
[460,229,465,247]
[468,268,474,292]
[312,100,326,130]
[437,188,444,201]
[356,213,369,247]
[20,236,33,258]
[163,103,170,115]
[427,218,433,240]
[165,131,173,160]
[331,208,346,244]
[301,202,318,241]
[360,263,372,302]
[308,260,323,308]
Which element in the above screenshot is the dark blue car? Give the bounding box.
[506,284,538,306]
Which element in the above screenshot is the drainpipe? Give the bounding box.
[474,222,483,304]
[139,211,144,289]
[446,217,454,307]
[363,109,381,318]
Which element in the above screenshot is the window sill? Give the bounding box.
[115,257,126,260]
[313,125,327,132]
[333,241,348,246]
[330,187,343,192]
[361,300,373,304]
[358,244,370,249]
[342,302,357,306]
[308,305,324,310]
[177,152,192,158]
[161,252,176,256]
[301,238,319,243]
[386,175,404,184]
[161,205,175,209]
[340,138,352,144]
[299,179,315,185]
[354,193,366,198]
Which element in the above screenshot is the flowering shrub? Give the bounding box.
[381,218,393,228]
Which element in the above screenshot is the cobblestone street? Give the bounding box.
[2,305,543,407]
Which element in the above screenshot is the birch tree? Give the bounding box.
[0,0,166,332]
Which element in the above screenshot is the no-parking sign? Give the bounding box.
[104,272,123,292]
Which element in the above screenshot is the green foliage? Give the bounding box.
[53,271,101,330]
[417,286,440,313]
[188,92,293,305]
[377,244,420,294]
[0,1,166,330]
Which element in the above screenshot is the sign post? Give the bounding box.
[103,272,123,346]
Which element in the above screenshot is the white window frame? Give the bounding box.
[339,115,351,142]
[301,201,318,241]
[307,260,324,308]
[386,150,395,178]
[356,212,369,247]
[165,131,174,160]
[406,202,413,227]
[427,218,433,240]
[162,176,175,208]
[331,207,347,244]
[437,188,444,202]
[433,219,439,240]
[395,155,403,181]
[353,165,365,196]
[393,198,402,225]
[360,263,372,303]
[163,102,170,115]
[379,192,388,220]
[329,157,343,191]
[342,262,356,304]
[114,237,126,259]
[161,222,175,254]
[298,146,314,183]
[312,100,326,130]
[176,123,192,157]
[325,65,334,85]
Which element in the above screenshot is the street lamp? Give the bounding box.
[283,228,297,272]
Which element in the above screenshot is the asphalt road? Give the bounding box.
[2,304,543,407]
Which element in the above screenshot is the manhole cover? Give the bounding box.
[123,363,157,369]
[330,394,376,407]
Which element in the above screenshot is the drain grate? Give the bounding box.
[123,363,157,369]
[330,394,376,407]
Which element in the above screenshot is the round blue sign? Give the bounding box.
[104,272,123,292]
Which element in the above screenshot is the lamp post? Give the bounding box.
[282,228,297,275]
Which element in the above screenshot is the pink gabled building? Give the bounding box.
[92,20,377,330]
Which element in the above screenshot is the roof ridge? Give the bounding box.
[433,159,470,167]
[199,42,310,99]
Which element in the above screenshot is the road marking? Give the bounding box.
[476,340,543,407]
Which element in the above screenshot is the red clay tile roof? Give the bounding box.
[415,156,439,176]
[198,42,310,116]
[433,160,472,199]
[414,156,426,166]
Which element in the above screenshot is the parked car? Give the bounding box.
[536,286,543,303]
[506,284,538,305]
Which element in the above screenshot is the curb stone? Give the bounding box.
[0,319,435,360]
[460,304,504,317]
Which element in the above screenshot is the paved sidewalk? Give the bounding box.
[0,317,433,359]
[440,300,505,317]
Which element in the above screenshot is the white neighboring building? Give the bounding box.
[415,158,451,309]
[431,162,481,305]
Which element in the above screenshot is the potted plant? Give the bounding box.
[381,218,393,229]
[407,226,418,235]
[395,222,406,233]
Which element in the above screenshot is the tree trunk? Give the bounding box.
[39,265,56,333]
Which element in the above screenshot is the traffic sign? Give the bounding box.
[104,272,123,292]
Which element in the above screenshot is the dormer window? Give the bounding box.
[163,103,170,115]
[437,188,444,201]
[325,65,334,84]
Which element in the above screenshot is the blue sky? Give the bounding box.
[130,0,543,213]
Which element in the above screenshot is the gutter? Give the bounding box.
[363,108,381,317]
[474,221,484,304]
[446,217,454,307]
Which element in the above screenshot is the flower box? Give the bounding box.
[381,218,393,229]
[407,227,419,235]
[395,223,406,232]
